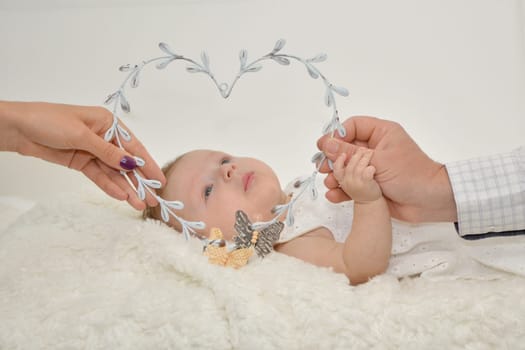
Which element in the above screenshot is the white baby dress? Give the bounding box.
[277,175,525,280]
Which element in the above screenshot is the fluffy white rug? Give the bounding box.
[1,191,525,349]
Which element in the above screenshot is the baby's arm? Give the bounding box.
[333,148,392,284]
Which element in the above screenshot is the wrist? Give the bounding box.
[421,164,458,222]
[352,195,388,215]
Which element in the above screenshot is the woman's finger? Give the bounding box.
[66,148,156,208]
[103,161,161,208]
[74,124,140,172]
[80,160,131,203]
[108,120,167,187]
[91,161,148,210]
[75,107,166,189]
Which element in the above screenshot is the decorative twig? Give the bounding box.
[103,39,348,242]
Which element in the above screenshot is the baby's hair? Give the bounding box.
[142,153,187,224]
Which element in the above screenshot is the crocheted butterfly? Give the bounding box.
[203,210,284,268]
[203,228,254,269]
[233,210,283,258]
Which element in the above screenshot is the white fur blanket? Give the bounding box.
[1,192,525,349]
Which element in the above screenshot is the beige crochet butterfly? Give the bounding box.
[203,210,284,268]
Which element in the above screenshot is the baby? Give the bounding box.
[144,148,525,285]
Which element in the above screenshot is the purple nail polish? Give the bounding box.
[120,156,137,171]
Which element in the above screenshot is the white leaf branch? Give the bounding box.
[103,39,349,244]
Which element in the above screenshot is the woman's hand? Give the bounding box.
[0,101,166,210]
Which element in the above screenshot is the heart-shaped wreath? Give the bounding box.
[103,39,348,266]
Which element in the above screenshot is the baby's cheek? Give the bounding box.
[220,228,237,241]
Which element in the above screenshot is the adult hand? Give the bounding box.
[317,116,457,223]
[0,101,166,210]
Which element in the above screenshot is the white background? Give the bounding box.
[1,0,524,201]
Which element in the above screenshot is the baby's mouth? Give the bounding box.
[242,172,254,192]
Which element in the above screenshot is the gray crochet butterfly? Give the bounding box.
[233,210,284,258]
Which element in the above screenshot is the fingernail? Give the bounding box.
[326,139,340,154]
[120,155,137,171]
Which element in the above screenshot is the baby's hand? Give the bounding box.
[332,148,382,203]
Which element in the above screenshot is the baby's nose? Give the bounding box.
[221,163,236,180]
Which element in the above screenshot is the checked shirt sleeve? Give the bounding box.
[445,146,525,236]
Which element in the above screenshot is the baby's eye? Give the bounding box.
[204,185,213,199]
[220,158,230,165]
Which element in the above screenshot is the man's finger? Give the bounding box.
[324,138,358,159]
[324,173,340,190]
[316,116,395,158]
[339,116,381,144]
[317,115,378,147]
[325,188,352,203]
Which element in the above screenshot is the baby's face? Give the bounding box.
[163,149,286,240]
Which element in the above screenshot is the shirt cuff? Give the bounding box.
[446,147,525,236]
